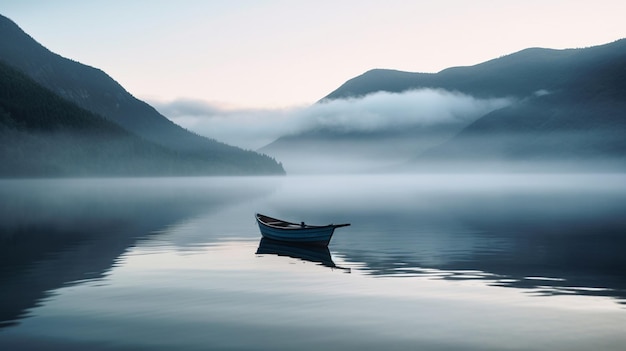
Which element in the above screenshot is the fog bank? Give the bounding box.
[152,89,513,150]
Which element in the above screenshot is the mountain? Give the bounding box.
[0,14,284,176]
[323,39,626,101]
[260,123,465,174]
[413,41,626,170]
[263,39,626,173]
[416,91,626,171]
[0,60,257,176]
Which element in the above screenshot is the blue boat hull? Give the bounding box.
[256,222,336,246]
[255,213,349,247]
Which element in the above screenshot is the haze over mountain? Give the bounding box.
[262,39,626,173]
[259,89,512,173]
[0,14,284,176]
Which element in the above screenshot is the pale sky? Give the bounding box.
[1,0,625,109]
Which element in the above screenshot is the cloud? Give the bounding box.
[304,89,513,132]
[153,99,224,116]
[151,99,297,150]
[150,89,514,150]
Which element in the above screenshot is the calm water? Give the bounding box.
[1,174,626,351]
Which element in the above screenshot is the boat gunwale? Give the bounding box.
[256,213,336,230]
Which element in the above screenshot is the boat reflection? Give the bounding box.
[256,238,350,272]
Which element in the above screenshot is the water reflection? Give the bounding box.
[256,238,350,272]
[334,224,626,304]
[0,177,277,329]
[351,263,626,303]
[266,175,626,304]
[1,175,626,350]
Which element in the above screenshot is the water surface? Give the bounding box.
[1,174,625,350]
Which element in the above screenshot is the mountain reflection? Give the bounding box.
[330,189,626,304]
[0,178,275,329]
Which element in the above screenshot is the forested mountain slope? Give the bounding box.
[0,14,284,175]
[0,60,261,176]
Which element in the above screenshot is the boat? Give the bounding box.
[255,213,350,247]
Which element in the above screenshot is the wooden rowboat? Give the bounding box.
[255,213,350,247]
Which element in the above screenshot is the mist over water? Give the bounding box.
[1,174,625,350]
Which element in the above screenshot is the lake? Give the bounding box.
[1,174,625,350]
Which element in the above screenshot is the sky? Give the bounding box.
[1,0,625,110]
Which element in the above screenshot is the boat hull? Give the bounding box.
[255,213,349,247]
[256,221,336,246]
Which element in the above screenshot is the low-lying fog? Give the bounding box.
[154,88,624,174]
[154,88,512,150]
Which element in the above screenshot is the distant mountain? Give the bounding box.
[413,41,626,170]
[0,14,284,176]
[0,60,256,176]
[264,39,626,173]
[260,123,464,174]
[416,91,626,171]
[323,39,626,101]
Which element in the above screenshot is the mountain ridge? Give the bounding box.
[323,39,626,101]
[0,14,284,176]
[0,59,261,177]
